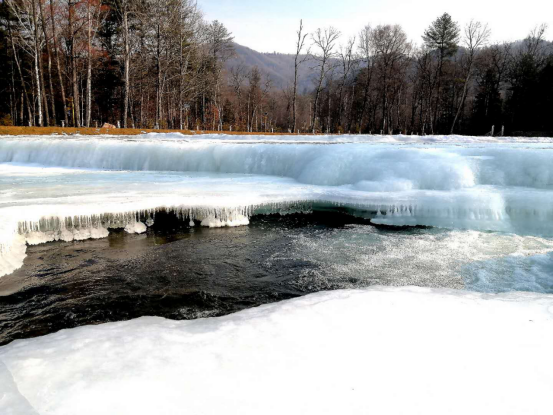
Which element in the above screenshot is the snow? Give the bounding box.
[0,235,26,282]
[1,287,552,415]
[2,134,553,413]
[2,134,553,277]
[0,361,37,415]
[137,132,553,144]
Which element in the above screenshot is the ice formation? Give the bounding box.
[1,134,553,277]
[200,213,250,228]
[124,221,147,234]
[1,287,553,415]
[2,134,553,413]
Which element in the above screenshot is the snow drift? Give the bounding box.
[1,287,552,415]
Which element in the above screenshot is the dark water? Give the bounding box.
[0,212,383,346]
[3,211,551,346]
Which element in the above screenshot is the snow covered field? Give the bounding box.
[1,133,553,414]
[1,287,553,415]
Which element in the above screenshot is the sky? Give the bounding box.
[200,0,553,54]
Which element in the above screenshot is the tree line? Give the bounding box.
[0,1,552,136]
[0,0,233,130]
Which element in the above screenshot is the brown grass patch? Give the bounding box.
[0,126,305,136]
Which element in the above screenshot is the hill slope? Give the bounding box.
[227,43,317,92]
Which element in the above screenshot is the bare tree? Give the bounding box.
[65,0,85,127]
[358,25,376,132]
[337,36,356,130]
[230,64,247,129]
[7,0,45,126]
[310,26,340,133]
[292,19,309,133]
[205,19,234,130]
[524,24,548,61]
[176,1,201,130]
[84,0,106,127]
[6,15,33,124]
[451,21,490,133]
[373,24,410,133]
[38,0,56,124]
[49,0,69,126]
[119,0,131,128]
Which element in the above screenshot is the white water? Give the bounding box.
[2,134,553,277]
[286,226,553,293]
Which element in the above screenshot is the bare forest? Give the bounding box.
[0,1,552,136]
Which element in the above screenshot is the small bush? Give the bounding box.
[0,114,13,126]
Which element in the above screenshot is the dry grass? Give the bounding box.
[0,126,303,136]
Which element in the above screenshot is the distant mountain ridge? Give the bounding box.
[228,39,553,93]
[227,43,318,92]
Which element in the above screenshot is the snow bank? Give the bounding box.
[0,361,37,415]
[0,235,26,283]
[1,287,552,415]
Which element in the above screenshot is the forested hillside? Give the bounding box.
[0,0,552,136]
[227,44,317,92]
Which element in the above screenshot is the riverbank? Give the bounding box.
[0,126,299,136]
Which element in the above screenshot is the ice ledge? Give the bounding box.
[2,195,553,278]
[0,203,262,278]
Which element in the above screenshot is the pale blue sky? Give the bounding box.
[200,0,552,53]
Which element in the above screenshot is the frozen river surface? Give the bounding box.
[1,134,553,415]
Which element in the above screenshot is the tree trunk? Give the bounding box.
[50,0,68,126]
[39,0,57,124]
[86,3,92,127]
[31,0,43,126]
[155,25,161,128]
[359,66,372,132]
[69,1,81,127]
[312,65,326,133]
[451,58,474,134]
[8,19,33,125]
[122,5,130,128]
